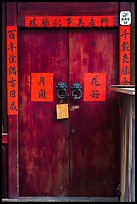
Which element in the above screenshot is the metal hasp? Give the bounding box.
[56,82,67,99]
[71,82,82,100]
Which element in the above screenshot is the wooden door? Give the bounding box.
[69,29,120,196]
[19,29,69,196]
[19,28,119,196]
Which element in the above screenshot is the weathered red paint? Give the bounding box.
[2,134,8,144]
[25,16,115,28]
[119,25,130,85]
[4,1,128,199]
[2,144,8,198]
[7,26,18,115]
[6,2,19,199]
[18,2,119,16]
[19,29,69,196]
[69,29,120,196]
[8,115,18,198]
[84,73,106,101]
[18,27,120,196]
[31,73,53,102]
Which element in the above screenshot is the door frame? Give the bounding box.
[4,2,134,199]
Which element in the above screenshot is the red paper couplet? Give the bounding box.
[25,16,115,28]
[119,25,130,85]
[31,73,53,102]
[7,26,18,115]
[84,73,106,101]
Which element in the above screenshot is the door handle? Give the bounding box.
[56,82,67,99]
[71,82,82,100]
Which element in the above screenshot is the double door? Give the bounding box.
[19,28,119,196]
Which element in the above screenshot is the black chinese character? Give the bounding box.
[10,90,16,98]
[8,54,16,64]
[54,18,62,27]
[38,77,45,86]
[30,17,38,27]
[101,17,108,27]
[9,101,17,111]
[78,17,84,27]
[121,65,130,75]
[89,17,95,27]
[90,76,100,86]
[8,42,16,52]
[121,77,130,85]
[9,77,16,87]
[66,17,73,27]
[9,66,17,75]
[122,53,130,64]
[121,29,130,40]
[41,18,50,27]
[121,41,129,52]
[8,30,16,40]
[39,89,46,98]
[90,90,100,98]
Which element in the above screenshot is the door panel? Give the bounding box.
[19,28,120,197]
[69,29,120,196]
[19,29,69,196]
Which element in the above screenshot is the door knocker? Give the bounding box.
[56,82,67,99]
[71,82,82,100]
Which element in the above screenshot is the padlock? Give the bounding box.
[56,103,69,119]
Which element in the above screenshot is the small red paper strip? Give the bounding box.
[31,73,53,102]
[119,25,130,85]
[25,16,115,28]
[7,26,18,115]
[84,73,106,101]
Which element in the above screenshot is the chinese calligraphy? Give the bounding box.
[53,18,62,27]
[39,89,46,98]
[66,17,73,27]
[84,73,106,101]
[38,76,45,86]
[31,73,53,102]
[25,16,115,28]
[8,30,16,39]
[41,17,50,27]
[7,26,18,115]
[101,17,108,27]
[78,17,85,27]
[29,17,38,27]
[90,75,100,86]
[120,25,130,85]
[90,90,100,99]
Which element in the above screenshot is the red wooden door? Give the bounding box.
[69,29,119,196]
[19,28,119,196]
[19,29,69,196]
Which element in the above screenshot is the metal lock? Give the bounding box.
[56,103,69,119]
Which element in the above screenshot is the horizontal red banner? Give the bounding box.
[25,16,115,28]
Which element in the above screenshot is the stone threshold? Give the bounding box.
[2,197,119,202]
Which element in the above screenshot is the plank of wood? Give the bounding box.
[17,2,119,16]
